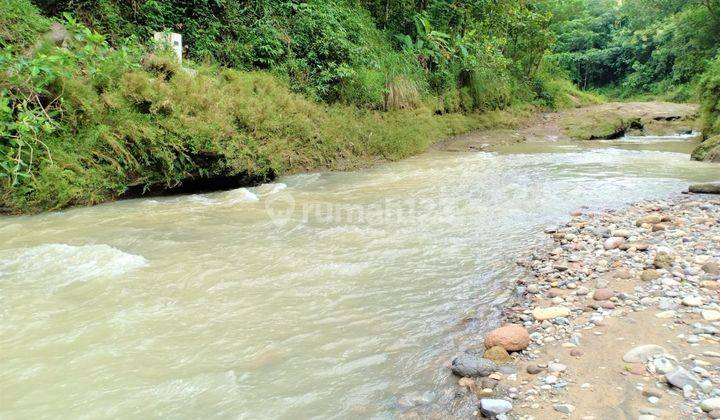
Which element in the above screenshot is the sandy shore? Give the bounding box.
[450,192,720,419]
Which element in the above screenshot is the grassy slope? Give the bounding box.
[2,55,542,214]
[0,2,597,214]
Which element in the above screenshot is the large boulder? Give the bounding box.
[484,324,530,352]
[691,135,720,162]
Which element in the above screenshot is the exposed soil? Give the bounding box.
[437,102,700,152]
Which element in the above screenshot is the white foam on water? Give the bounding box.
[184,194,218,205]
[282,173,321,188]
[0,243,148,288]
[253,183,287,196]
[220,188,260,204]
[618,131,701,142]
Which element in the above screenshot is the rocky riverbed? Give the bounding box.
[449,192,720,419]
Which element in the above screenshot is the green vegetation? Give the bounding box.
[562,112,640,141]
[3,0,719,214]
[0,0,50,48]
[699,56,720,136]
[546,0,720,156]
[691,135,720,162]
[1,0,594,213]
[547,0,720,100]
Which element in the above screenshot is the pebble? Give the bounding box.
[654,252,674,269]
[650,357,674,374]
[703,261,720,274]
[702,310,720,321]
[479,399,513,416]
[593,288,615,301]
[478,388,494,397]
[640,269,661,281]
[701,281,720,290]
[553,404,575,414]
[623,345,668,363]
[702,398,720,412]
[526,364,542,374]
[532,306,571,321]
[655,310,676,319]
[682,296,703,307]
[642,388,663,398]
[665,366,699,389]
[548,363,567,373]
[483,346,512,364]
[451,353,497,378]
[636,214,662,226]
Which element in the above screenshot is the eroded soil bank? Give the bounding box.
[446,193,720,419]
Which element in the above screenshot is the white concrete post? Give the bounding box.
[153,32,183,64]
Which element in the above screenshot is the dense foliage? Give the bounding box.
[31,0,569,110]
[6,0,576,213]
[548,0,720,100]
[6,0,720,213]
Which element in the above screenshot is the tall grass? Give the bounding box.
[1,51,528,213]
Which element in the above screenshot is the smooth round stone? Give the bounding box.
[623,345,668,363]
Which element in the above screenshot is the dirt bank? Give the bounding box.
[437,102,700,152]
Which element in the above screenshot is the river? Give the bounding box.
[0,135,718,419]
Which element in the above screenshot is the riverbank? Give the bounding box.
[437,101,700,152]
[4,0,597,216]
[449,192,720,419]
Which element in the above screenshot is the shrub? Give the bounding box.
[698,55,720,137]
[337,67,386,109]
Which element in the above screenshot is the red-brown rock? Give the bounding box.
[593,288,615,301]
[484,324,530,352]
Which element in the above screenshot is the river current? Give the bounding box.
[0,136,718,418]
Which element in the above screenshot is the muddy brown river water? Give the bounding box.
[0,135,718,419]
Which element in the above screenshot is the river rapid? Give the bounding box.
[0,135,718,419]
